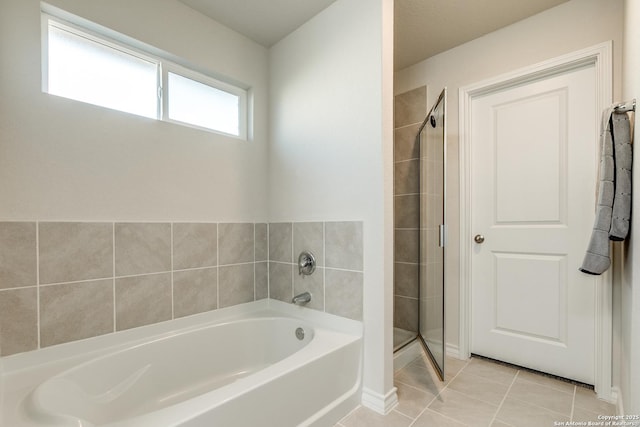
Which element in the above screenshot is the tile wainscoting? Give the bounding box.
[0,220,363,357]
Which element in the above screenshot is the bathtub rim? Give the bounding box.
[1,299,362,376]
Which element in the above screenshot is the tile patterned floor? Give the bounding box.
[335,354,620,427]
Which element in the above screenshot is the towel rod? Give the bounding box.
[614,99,636,112]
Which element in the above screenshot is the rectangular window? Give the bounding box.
[168,72,240,136]
[47,22,159,119]
[42,12,248,139]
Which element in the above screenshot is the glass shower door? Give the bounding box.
[418,88,446,380]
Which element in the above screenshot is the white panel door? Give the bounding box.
[470,65,598,384]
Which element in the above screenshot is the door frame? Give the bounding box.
[458,42,614,401]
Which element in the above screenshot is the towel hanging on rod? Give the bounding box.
[580,102,634,275]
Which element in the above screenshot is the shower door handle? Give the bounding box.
[439,224,446,248]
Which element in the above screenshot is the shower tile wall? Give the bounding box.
[268,221,364,321]
[394,86,426,334]
[0,220,363,357]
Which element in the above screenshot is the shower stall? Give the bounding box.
[394,88,446,380]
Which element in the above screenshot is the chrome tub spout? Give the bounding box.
[292,292,311,305]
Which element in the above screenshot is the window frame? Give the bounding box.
[43,16,163,120]
[41,10,249,140]
[163,63,248,139]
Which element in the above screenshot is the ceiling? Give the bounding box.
[180,0,570,70]
[180,0,337,47]
[394,0,570,70]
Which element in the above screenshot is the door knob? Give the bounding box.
[474,234,485,244]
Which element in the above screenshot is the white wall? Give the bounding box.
[0,0,396,411]
[395,0,623,354]
[269,0,396,411]
[0,0,269,222]
[620,0,640,414]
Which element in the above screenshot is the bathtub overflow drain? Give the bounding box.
[295,327,305,340]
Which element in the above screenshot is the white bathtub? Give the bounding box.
[0,299,362,427]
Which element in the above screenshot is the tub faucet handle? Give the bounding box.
[298,251,316,276]
[292,291,312,305]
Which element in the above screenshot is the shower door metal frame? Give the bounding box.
[417,87,447,381]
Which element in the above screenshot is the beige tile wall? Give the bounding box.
[394,87,426,333]
[0,220,364,356]
[268,221,364,321]
[0,221,268,357]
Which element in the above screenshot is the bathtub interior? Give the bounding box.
[1,299,362,427]
[26,318,315,426]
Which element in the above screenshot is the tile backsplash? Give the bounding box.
[0,220,363,357]
[269,221,363,321]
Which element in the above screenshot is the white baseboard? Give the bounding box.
[361,386,398,415]
[613,386,624,415]
[446,343,461,359]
